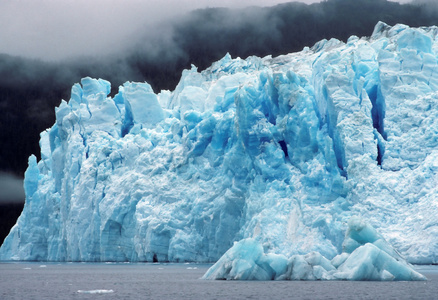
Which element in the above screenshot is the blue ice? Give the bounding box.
[202,217,426,281]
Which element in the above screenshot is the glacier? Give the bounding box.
[1,22,438,273]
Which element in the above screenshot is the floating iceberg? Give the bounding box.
[77,290,114,294]
[202,217,426,281]
[1,22,438,271]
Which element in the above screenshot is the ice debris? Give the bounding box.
[2,22,438,266]
[77,289,114,294]
[202,217,426,281]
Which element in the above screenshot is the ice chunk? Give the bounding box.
[203,218,426,281]
[201,239,288,280]
[335,243,425,281]
[122,81,164,128]
[342,216,403,260]
[77,290,114,294]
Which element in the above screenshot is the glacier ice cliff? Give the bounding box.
[2,22,438,266]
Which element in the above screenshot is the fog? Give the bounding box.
[0,172,25,204]
[0,0,319,61]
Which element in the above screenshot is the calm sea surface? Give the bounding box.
[1,262,437,299]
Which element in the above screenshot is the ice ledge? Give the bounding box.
[202,217,426,281]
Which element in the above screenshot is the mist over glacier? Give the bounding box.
[2,22,438,272]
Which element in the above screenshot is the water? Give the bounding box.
[0,262,437,300]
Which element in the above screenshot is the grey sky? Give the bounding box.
[0,0,412,61]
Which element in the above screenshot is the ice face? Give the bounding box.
[202,217,426,281]
[1,22,438,267]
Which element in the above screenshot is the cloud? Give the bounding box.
[0,172,25,204]
[0,0,301,61]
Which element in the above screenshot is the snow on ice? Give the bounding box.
[1,23,438,281]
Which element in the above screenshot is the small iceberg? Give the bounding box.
[202,217,426,281]
[77,289,114,294]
